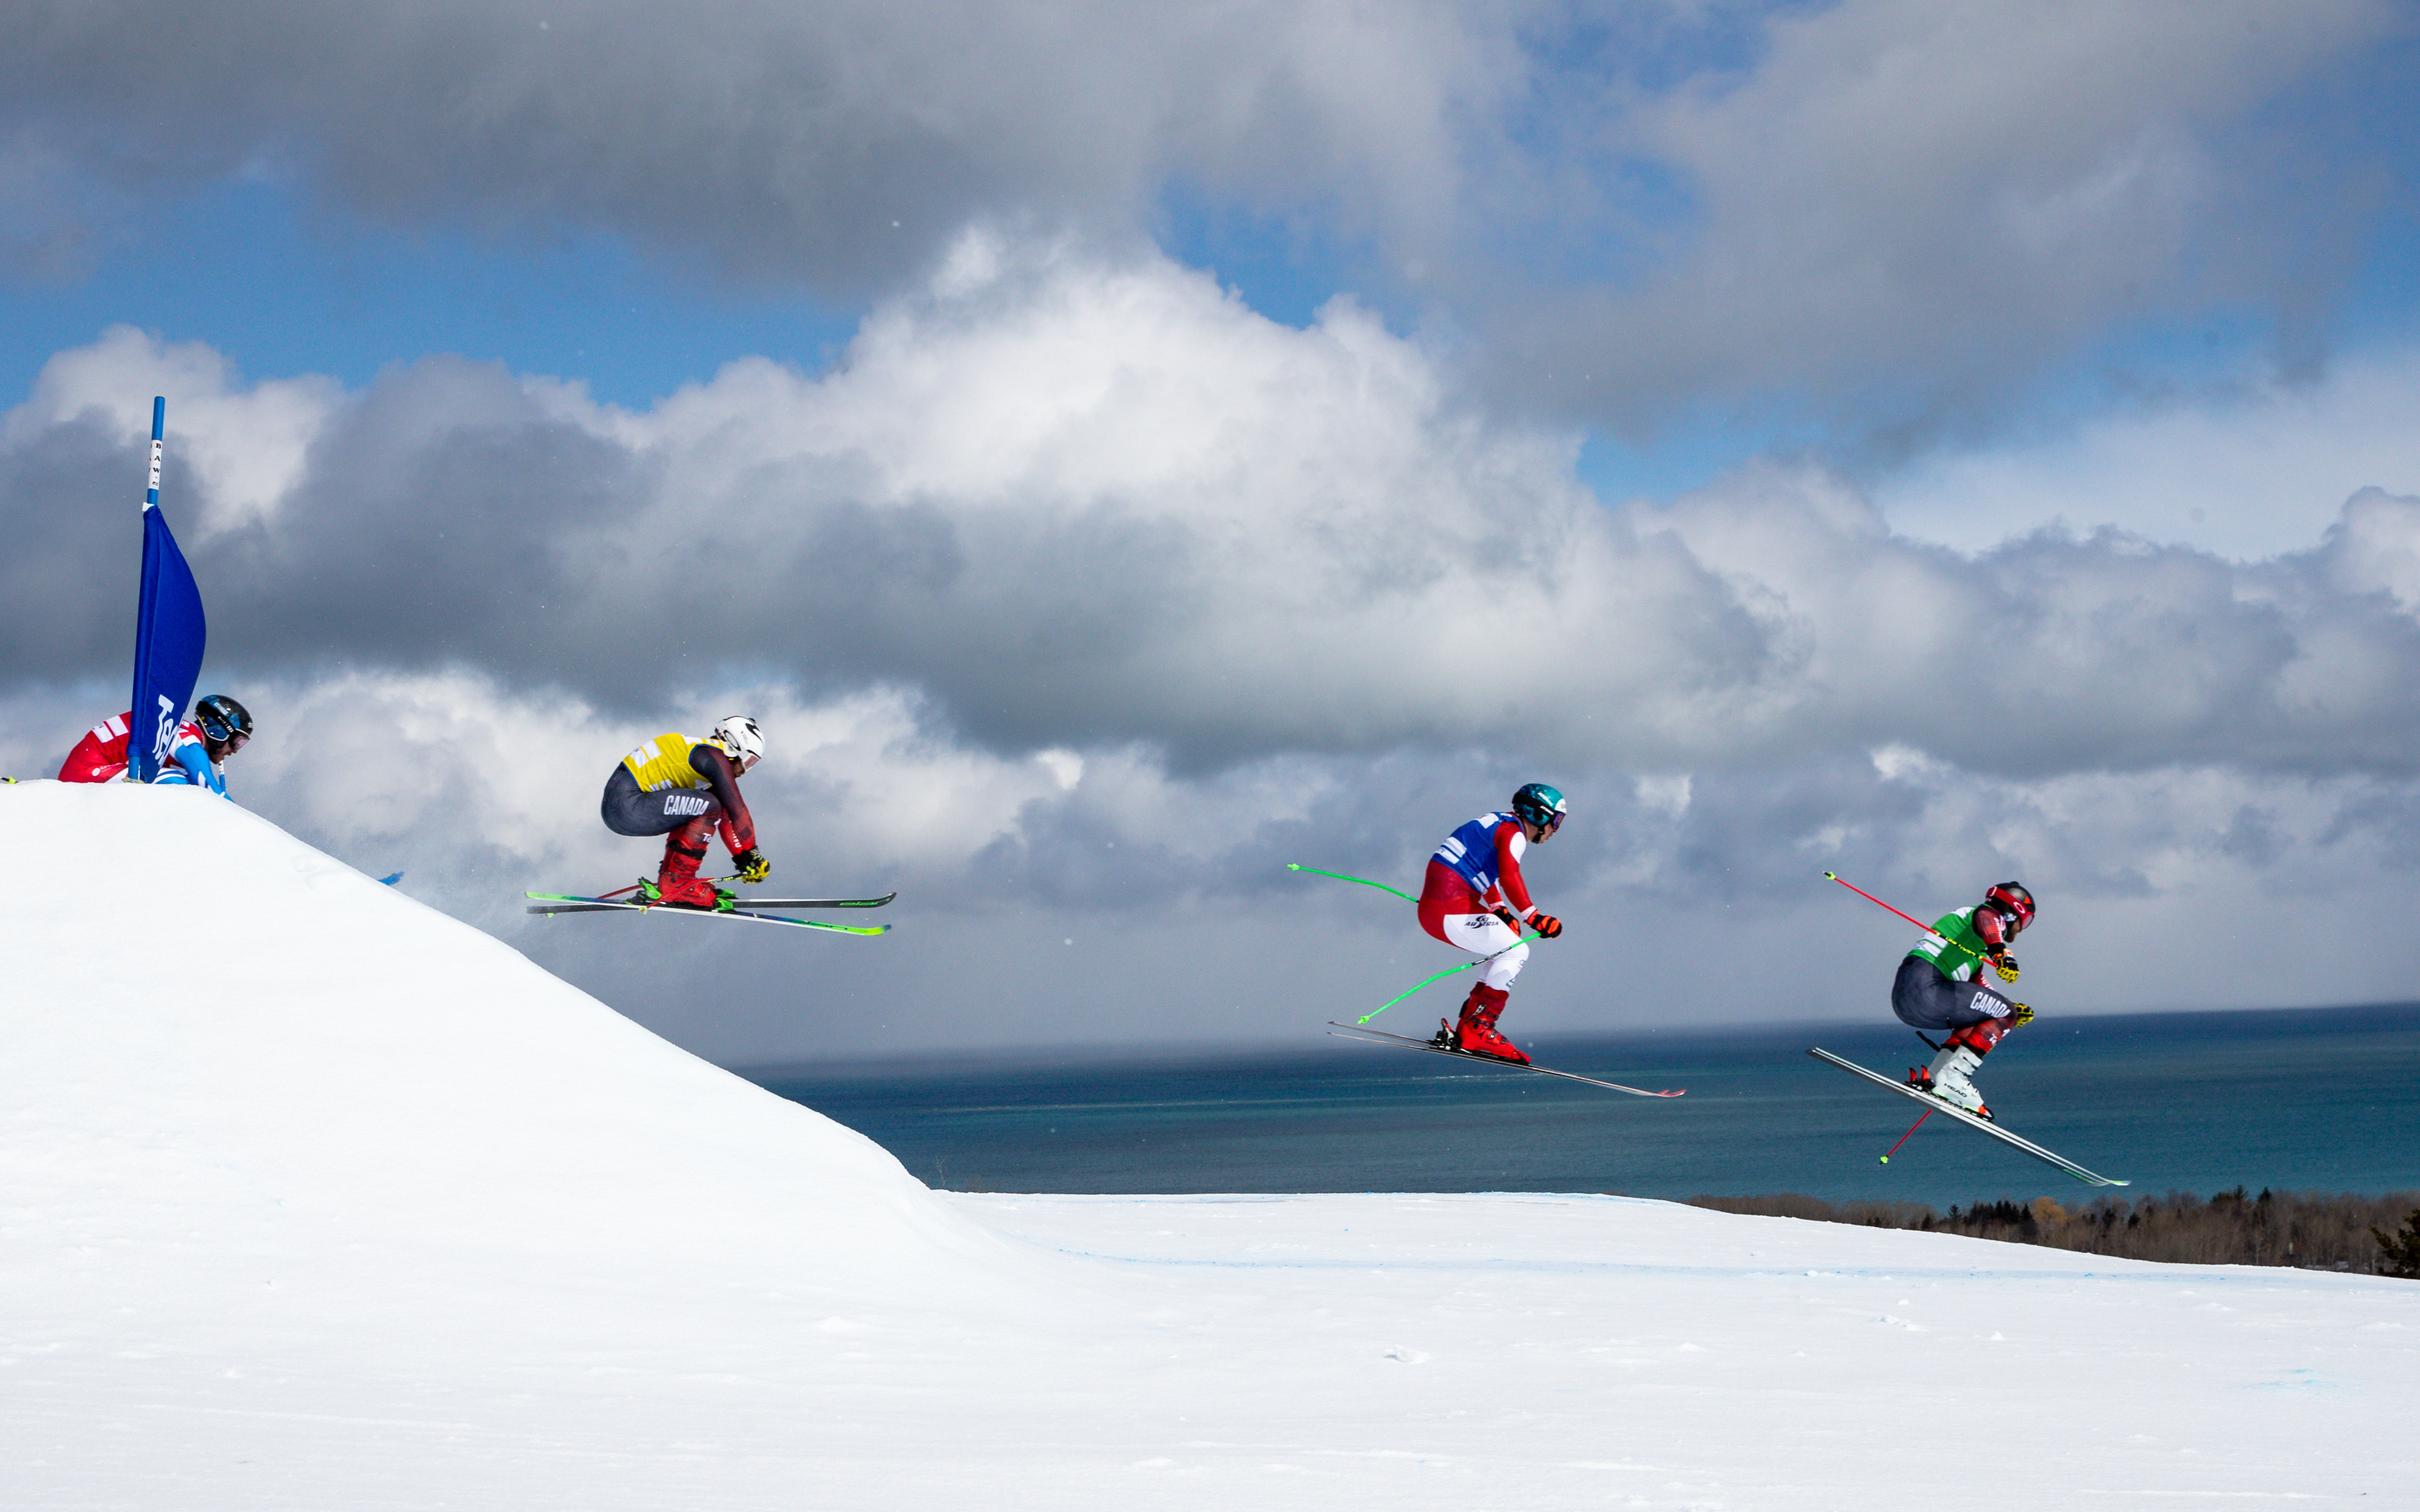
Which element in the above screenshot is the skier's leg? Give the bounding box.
[1889,956,1960,1030]
[1895,958,2019,1113]
[602,767,680,835]
[1433,912,1529,1062]
[650,815,726,908]
[603,768,730,906]
[1926,983,2020,1117]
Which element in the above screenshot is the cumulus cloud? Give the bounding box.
[1871,349,2420,560]
[13,233,2420,1053]
[12,240,2420,790]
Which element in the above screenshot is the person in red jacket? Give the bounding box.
[57,711,136,782]
[58,697,253,791]
[1416,783,1568,1063]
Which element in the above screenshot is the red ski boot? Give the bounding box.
[1454,982,1529,1064]
[639,817,730,910]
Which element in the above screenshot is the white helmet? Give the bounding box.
[712,715,765,771]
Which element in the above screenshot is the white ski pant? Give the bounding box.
[1433,912,1529,992]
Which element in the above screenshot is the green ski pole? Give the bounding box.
[1355,930,1540,1025]
[1286,863,1417,903]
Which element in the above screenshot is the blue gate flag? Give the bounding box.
[130,396,207,782]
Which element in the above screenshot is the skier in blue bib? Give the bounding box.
[1414,783,1569,1063]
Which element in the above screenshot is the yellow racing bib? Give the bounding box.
[621,732,708,792]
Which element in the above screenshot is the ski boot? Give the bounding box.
[1919,1013,2020,1120]
[642,819,734,910]
[1453,982,1529,1064]
[636,877,736,910]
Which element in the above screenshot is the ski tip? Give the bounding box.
[377,871,403,886]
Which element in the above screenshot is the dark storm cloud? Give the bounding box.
[6,2,2409,437]
[1483,0,2414,434]
[0,411,134,678]
[0,0,1504,290]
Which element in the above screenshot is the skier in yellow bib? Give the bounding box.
[599,716,769,910]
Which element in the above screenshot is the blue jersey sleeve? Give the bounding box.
[152,739,228,797]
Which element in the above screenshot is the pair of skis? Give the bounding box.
[1328,1022,2127,1187]
[524,890,895,936]
[1806,1045,2129,1187]
[1326,1021,1685,1098]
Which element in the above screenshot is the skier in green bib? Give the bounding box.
[1893,882,2035,1119]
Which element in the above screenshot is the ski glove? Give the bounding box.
[2008,1002,2034,1027]
[1525,910,1564,940]
[1989,950,2020,984]
[732,847,772,885]
[1490,905,1523,934]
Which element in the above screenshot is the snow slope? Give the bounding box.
[5,782,2415,1509]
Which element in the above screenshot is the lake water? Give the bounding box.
[746,1003,2420,1208]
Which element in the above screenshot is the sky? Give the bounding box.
[6,0,2420,1065]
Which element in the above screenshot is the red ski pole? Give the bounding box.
[1823,870,1941,934]
[1823,871,1999,975]
[1878,1108,1931,1165]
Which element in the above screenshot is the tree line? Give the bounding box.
[1686,1187,2420,1275]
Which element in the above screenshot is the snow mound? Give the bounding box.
[7,782,2413,1510]
[1,781,1010,1295]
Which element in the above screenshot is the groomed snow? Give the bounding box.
[5,782,2414,1509]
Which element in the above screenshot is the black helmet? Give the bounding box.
[194,694,253,746]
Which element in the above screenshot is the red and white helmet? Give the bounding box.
[1983,881,2035,934]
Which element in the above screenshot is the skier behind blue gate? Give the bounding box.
[1895,881,2036,1119]
[600,717,770,910]
[1415,784,1569,1064]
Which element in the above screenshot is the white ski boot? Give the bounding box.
[1924,1043,1989,1117]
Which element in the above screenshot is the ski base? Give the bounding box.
[523,892,887,936]
[1807,1047,2128,1187]
[1328,1022,1684,1098]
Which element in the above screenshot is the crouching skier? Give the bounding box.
[600,717,770,910]
[1895,881,2037,1119]
[1415,783,1569,1064]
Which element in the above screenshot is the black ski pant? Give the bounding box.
[1889,954,2015,1032]
[600,764,724,837]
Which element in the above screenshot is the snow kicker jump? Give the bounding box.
[1808,1046,2128,1188]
